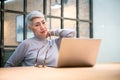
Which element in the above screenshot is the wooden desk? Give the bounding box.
[0,63,120,80]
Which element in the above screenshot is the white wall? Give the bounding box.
[93,0,120,63]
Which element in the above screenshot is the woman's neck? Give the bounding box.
[34,36,47,41]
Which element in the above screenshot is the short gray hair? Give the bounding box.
[25,10,44,27]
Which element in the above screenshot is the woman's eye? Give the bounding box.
[35,24,39,26]
[36,25,39,26]
[42,21,46,24]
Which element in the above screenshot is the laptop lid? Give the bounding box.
[57,38,101,67]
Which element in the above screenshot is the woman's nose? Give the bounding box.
[40,24,45,30]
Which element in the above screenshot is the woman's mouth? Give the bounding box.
[40,30,46,34]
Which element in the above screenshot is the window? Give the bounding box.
[46,0,93,38]
[0,0,93,67]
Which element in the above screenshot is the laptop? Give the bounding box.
[56,38,101,68]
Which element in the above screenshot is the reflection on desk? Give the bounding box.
[0,63,120,80]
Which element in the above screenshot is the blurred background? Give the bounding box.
[0,0,120,67]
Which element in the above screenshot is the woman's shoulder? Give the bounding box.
[20,37,47,46]
[19,37,36,46]
[21,37,33,43]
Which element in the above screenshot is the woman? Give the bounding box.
[4,10,75,67]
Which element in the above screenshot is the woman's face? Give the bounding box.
[30,17,48,39]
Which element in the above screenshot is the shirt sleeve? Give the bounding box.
[4,41,29,67]
[51,29,76,49]
[51,29,75,38]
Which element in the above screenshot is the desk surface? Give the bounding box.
[0,63,120,80]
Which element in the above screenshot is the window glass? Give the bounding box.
[4,49,15,66]
[64,0,76,18]
[79,0,90,20]
[5,0,23,11]
[27,0,43,12]
[64,19,76,30]
[47,18,61,30]
[16,15,24,42]
[47,0,61,17]
[79,22,90,38]
[4,12,22,46]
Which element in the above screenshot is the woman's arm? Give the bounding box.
[50,29,75,38]
[50,29,76,49]
[4,42,28,67]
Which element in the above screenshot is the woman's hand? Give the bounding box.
[46,30,51,38]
